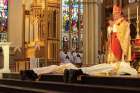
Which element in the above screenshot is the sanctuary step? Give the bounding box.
[2,73,140,93]
[0,84,48,93]
[2,73,64,82]
[39,74,64,82]
[3,73,20,79]
[0,79,140,93]
[3,73,81,83]
[3,72,140,87]
[81,75,140,87]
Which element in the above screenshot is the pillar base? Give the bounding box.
[0,68,10,78]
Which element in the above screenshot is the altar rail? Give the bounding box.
[15,58,47,72]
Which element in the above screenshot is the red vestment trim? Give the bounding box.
[109,32,122,60]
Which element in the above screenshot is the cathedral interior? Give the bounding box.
[0,0,140,92]
[3,0,139,71]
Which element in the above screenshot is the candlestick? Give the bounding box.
[137,6,139,20]
[136,5,139,38]
[128,7,130,22]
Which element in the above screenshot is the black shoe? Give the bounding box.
[20,70,27,80]
[68,69,84,83]
[20,70,38,81]
[76,69,84,76]
[64,69,69,83]
[68,69,77,83]
[27,70,38,81]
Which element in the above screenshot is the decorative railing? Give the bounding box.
[0,32,8,42]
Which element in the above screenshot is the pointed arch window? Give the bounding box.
[62,0,83,51]
[0,0,8,42]
[0,0,8,32]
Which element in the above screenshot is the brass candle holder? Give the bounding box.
[136,5,140,39]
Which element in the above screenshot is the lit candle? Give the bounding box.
[137,6,139,20]
[128,7,130,22]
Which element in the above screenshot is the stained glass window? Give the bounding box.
[62,0,83,50]
[0,0,8,32]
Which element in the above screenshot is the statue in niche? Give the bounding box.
[72,36,78,50]
[63,36,69,49]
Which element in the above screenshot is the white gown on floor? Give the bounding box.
[33,62,137,76]
[33,63,78,75]
[81,62,137,76]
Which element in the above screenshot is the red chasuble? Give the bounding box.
[110,32,122,61]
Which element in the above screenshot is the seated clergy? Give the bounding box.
[59,48,73,64]
[72,48,83,67]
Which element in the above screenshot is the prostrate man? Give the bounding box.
[20,63,78,81]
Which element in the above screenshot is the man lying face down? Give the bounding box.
[20,61,138,81]
[20,63,79,81]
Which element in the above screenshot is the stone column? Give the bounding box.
[83,0,88,65]
[83,0,101,65]
[2,44,10,72]
[0,42,11,78]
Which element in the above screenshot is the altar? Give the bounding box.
[0,42,11,78]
